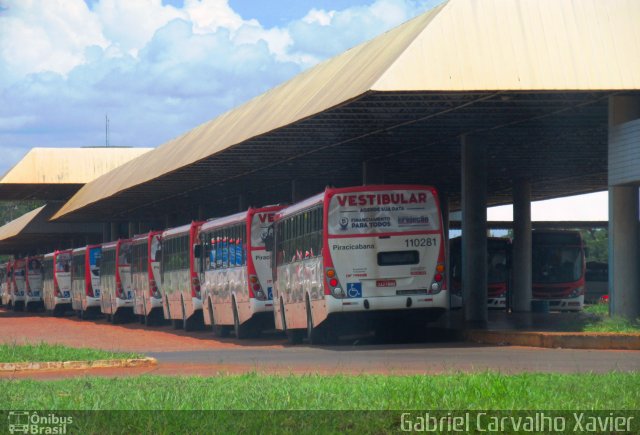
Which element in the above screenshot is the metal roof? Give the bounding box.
[0,203,102,254]
[0,147,152,200]
[53,0,640,223]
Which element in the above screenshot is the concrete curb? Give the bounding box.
[465,330,640,350]
[0,357,157,372]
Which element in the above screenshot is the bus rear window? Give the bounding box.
[377,250,419,266]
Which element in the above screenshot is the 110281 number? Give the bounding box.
[405,238,437,248]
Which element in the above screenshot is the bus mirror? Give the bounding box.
[193,244,202,259]
[584,247,590,258]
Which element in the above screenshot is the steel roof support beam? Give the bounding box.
[461,134,488,327]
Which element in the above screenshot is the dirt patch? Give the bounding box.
[0,309,285,353]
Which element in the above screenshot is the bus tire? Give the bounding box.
[233,299,248,339]
[306,298,324,345]
[281,300,303,345]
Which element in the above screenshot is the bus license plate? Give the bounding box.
[376,280,396,287]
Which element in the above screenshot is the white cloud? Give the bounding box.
[0,0,441,174]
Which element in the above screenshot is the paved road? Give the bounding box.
[147,344,640,375]
[1,309,638,377]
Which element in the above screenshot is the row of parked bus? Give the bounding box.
[0,184,587,345]
[0,185,448,344]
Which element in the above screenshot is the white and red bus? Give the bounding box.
[449,237,511,309]
[0,263,8,307]
[43,250,73,316]
[132,231,164,325]
[160,221,204,331]
[71,245,102,319]
[8,258,27,311]
[100,239,134,322]
[269,185,448,344]
[532,230,585,311]
[25,256,44,311]
[200,206,284,338]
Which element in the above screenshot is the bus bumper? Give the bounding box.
[54,297,72,305]
[488,297,506,309]
[86,296,101,308]
[25,293,42,305]
[541,295,584,311]
[327,290,449,313]
[115,297,134,308]
[250,298,274,314]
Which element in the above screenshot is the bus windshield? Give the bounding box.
[532,246,583,283]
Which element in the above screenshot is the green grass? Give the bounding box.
[0,342,142,363]
[2,373,638,433]
[2,372,638,410]
[582,304,640,333]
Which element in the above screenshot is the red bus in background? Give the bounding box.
[43,250,73,316]
[532,230,585,311]
[132,231,164,325]
[25,256,44,311]
[0,263,8,307]
[449,237,511,309]
[8,258,26,311]
[71,245,102,320]
[200,206,284,338]
[161,221,204,331]
[100,239,134,323]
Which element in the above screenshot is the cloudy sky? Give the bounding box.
[0,0,442,172]
[0,0,608,217]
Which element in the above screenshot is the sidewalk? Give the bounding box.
[447,310,640,350]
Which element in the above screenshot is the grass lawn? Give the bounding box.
[582,304,640,333]
[0,342,142,363]
[2,373,638,433]
[2,372,638,410]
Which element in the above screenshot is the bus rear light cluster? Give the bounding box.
[116,282,125,298]
[54,282,61,297]
[428,263,445,294]
[249,275,267,300]
[325,268,344,298]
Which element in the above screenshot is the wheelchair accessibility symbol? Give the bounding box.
[346,282,362,298]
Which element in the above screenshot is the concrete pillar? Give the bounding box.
[608,95,640,319]
[128,222,136,238]
[362,160,385,185]
[238,194,247,212]
[511,179,532,312]
[291,179,305,203]
[102,223,111,243]
[439,190,451,306]
[608,187,639,319]
[461,134,488,326]
[110,222,119,240]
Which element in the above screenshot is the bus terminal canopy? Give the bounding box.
[53,0,640,223]
[0,204,102,254]
[0,147,151,201]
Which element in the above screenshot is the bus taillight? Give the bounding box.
[429,263,445,294]
[116,281,124,298]
[325,268,344,298]
[249,275,267,300]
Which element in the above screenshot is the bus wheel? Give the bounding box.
[282,300,303,345]
[233,300,248,339]
[182,301,196,331]
[306,299,324,345]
